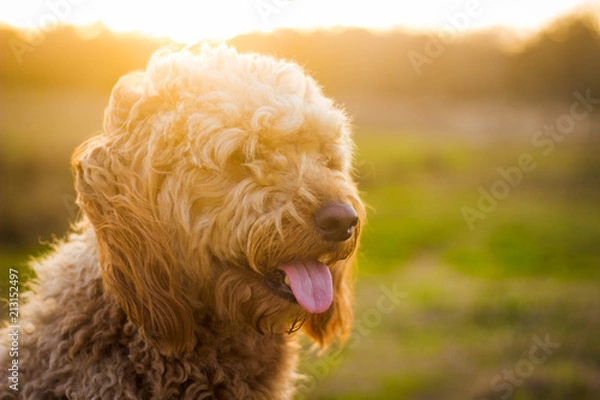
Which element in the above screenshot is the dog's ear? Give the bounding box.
[302,255,355,350]
[72,126,195,355]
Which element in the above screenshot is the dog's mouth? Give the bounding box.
[266,261,333,314]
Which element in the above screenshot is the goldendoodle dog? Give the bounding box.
[0,45,364,399]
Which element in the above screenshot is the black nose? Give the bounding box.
[314,202,359,242]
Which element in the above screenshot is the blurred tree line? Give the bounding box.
[1,12,599,102]
[1,12,599,248]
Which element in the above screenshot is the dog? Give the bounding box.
[0,44,364,399]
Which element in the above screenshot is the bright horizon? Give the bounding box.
[1,0,598,42]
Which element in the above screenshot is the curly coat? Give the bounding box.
[0,45,364,399]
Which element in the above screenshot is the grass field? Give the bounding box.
[1,86,599,399]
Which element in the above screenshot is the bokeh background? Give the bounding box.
[1,1,600,399]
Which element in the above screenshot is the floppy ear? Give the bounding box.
[302,254,355,350]
[71,74,195,355]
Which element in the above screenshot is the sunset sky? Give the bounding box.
[1,0,598,42]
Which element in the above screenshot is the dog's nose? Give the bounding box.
[314,202,358,241]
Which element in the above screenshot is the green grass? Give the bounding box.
[304,260,600,399]
[1,87,600,399]
[353,130,600,279]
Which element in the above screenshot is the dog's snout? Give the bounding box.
[314,202,358,242]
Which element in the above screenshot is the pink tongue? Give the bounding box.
[278,261,333,314]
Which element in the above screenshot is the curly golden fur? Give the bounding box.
[0,45,364,399]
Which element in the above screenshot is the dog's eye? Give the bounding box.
[324,151,345,171]
[326,158,341,171]
[321,142,348,172]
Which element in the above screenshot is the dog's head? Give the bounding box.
[72,45,364,355]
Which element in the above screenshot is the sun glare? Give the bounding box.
[0,0,597,42]
[91,0,263,41]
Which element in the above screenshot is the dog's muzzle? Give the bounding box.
[314,202,358,242]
